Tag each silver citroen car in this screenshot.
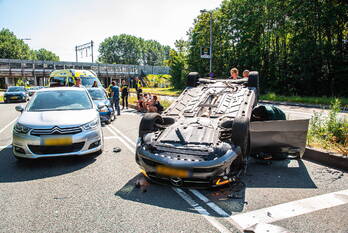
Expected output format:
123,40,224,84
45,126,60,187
12,87,104,160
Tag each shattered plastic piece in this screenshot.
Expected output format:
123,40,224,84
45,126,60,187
244,223,292,233
113,147,121,153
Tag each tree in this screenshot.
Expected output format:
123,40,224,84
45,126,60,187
185,0,348,97
0,28,34,59
34,48,59,61
98,34,170,66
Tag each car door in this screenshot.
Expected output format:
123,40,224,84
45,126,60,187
250,119,310,158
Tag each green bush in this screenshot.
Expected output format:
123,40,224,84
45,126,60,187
308,99,348,155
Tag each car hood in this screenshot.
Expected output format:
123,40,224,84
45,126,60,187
5,92,25,95
18,109,99,128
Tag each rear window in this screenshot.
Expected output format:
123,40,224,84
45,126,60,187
81,76,101,88
8,86,25,92
88,89,106,100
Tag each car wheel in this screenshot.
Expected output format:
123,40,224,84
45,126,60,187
248,71,259,100
230,117,250,170
139,113,163,137
187,72,200,87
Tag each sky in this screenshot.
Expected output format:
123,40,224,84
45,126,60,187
0,0,222,62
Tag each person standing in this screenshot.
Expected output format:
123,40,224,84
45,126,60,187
230,68,242,80
135,77,143,100
110,81,120,115
74,77,83,87
121,79,129,109
242,70,250,78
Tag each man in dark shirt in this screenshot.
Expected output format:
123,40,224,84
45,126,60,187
134,77,142,100
121,80,129,109
110,81,120,115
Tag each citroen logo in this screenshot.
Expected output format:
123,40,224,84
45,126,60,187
51,126,60,133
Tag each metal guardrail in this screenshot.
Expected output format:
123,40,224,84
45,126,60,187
0,59,170,78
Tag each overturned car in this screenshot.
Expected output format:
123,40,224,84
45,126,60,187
135,72,309,188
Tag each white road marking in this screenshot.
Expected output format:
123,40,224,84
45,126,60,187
0,145,12,149
105,126,135,154
189,189,230,217
104,136,120,140
173,187,232,233
0,118,17,135
108,124,136,146
230,189,348,230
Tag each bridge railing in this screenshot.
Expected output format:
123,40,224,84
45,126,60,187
0,59,170,78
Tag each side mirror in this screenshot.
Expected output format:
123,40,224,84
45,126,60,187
97,103,105,110
15,105,24,113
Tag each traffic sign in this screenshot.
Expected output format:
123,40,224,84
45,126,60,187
201,47,211,59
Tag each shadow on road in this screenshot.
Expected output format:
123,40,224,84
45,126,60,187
243,158,317,189
114,174,225,216
115,173,246,217
0,147,96,183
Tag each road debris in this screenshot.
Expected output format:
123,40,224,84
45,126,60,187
135,175,150,193
113,147,122,153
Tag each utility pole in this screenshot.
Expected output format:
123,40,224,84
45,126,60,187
75,41,94,63
209,11,213,74
75,46,78,62
91,40,94,63
200,10,213,74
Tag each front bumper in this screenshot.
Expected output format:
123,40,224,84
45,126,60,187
4,95,26,102
135,140,239,188
12,127,103,159
99,111,112,122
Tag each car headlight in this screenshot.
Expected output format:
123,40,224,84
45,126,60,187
14,123,31,134
82,118,99,130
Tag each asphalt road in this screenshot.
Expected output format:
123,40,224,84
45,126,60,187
0,102,347,233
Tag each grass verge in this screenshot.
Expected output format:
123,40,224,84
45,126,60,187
307,99,348,155
129,88,181,96
260,93,348,108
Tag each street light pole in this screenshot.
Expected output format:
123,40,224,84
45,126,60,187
201,10,213,74
209,11,213,74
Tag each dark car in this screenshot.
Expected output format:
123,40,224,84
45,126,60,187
135,72,309,188
3,86,29,103
87,88,115,124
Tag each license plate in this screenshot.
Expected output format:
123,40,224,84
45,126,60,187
10,96,18,100
156,166,189,178
43,137,72,146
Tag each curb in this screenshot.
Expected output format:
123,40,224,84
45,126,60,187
303,148,347,171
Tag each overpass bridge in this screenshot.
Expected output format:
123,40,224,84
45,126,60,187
0,58,170,88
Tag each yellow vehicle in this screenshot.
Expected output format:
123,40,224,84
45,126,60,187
49,69,102,88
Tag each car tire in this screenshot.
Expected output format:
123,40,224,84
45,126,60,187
248,71,259,100
139,113,163,137
230,117,250,172
187,72,200,87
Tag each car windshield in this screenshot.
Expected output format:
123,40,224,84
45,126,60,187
88,89,106,100
8,87,25,92
81,76,101,87
27,90,93,112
